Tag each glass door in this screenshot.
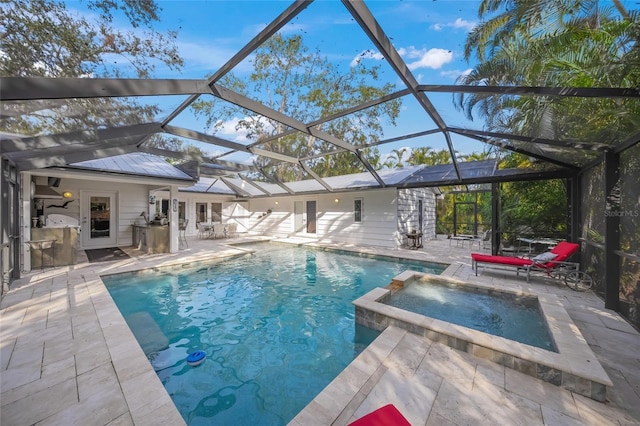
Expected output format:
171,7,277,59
82,191,117,248
306,200,316,234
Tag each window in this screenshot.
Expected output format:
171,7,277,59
196,202,207,223
354,199,363,223
211,202,222,222
178,202,186,221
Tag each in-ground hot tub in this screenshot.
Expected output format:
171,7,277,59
353,271,612,402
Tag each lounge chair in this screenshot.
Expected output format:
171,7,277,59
471,241,580,282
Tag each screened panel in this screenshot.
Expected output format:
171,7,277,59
619,142,640,328
620,144,640,255
581,163,606,244
224,1,403,126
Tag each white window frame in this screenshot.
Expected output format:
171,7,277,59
354,198,363,223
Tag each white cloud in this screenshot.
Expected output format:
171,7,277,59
212,115,275,144
175,39,241,72
399,47,453,70
440,69,471,80
452,18,476,31
213,117,251,143
350,49,385,67
432,18,476,32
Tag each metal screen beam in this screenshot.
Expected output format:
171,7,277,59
342,0,461,181
1,122,162,153
163,124,250,152
448,127,609,151
355,149,385,187
614,130,640,154
259,167,294,194
450,131,579,170
365,129,441,148
161,0,313,126
139,146,205,163
206,160,255,173
251,148,299,163
14,143,139,171
220,177,254,198
210,84,358,153
239,174,272,196
1,77,211,100
418,84,640,98
299,161,333,192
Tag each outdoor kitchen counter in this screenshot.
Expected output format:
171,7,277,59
30,227,78,267
132,224,170,254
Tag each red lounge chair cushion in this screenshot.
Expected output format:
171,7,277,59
471,253,532,267
549,242,580,262
348,404,411,426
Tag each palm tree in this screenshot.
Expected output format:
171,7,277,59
408,147,453,166
389,147,408,168
456,1,639,152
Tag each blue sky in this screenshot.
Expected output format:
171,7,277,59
74,1,497,162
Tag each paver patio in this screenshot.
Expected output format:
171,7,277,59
1,235,639,425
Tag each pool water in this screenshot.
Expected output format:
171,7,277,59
385,281,556,351
103,243,446,425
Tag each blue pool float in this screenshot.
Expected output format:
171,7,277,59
187,350,206,367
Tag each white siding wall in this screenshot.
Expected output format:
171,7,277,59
36,175,435,250
318,190,398,248
38,177,148,247
153,190,236,236
396,188,437,246
246,190,400,248
248,198,293,237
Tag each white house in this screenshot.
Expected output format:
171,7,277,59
20,153,438,271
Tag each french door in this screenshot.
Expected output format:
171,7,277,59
82,191,117,248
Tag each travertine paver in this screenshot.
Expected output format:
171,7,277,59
1,235,639,425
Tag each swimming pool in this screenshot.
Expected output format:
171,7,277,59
385,280,556,351
103,243,446,425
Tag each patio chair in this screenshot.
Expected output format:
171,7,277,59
481,229,492,250
470,229,491,250
226,222,238,238
196,222,209,239
471,241,580,282
212,223,225,239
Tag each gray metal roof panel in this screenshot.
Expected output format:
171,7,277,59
180,177,236,194
71,152,193,180
401,160,498,185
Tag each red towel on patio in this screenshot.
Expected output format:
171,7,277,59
348,404,411,426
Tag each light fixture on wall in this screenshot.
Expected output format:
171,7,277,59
274,201,279,205
334,198,340,203
62,191,73,199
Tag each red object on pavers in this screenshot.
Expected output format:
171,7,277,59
471,253,532,267
348,404,411,426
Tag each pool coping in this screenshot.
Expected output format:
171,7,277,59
352,270,613,402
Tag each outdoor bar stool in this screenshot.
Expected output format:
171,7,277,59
25,239,56,271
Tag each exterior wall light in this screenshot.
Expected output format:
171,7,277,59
334,198,340,203
63,191,73,198
274,201,279,205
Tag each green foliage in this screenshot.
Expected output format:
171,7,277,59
457,0,639,161
1,0,183,135
191,34,401,181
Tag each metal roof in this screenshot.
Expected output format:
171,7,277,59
69,152,194,181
